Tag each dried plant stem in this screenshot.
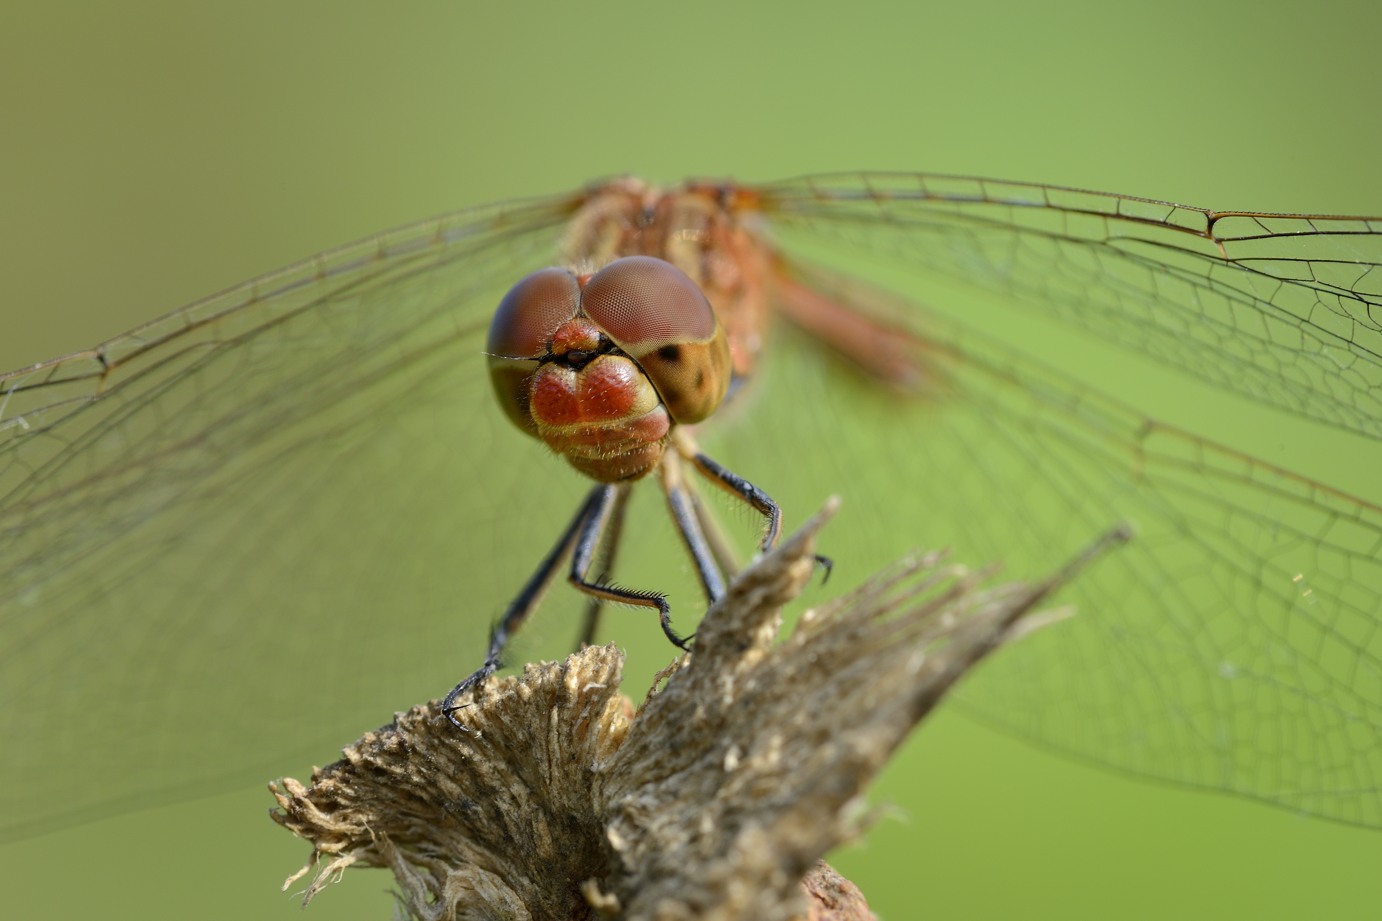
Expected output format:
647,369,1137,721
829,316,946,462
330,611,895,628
271,499,1127,920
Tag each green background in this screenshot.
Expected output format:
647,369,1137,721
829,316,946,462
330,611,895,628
2,1,1379,919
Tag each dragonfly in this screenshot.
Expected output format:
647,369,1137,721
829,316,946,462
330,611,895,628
1,173,1379,845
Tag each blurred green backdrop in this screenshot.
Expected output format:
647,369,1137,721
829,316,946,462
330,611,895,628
2,1,1379,919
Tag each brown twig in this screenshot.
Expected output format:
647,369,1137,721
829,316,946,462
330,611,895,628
270,499,1127,920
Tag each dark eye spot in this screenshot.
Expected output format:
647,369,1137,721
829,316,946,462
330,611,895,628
658,345,681,362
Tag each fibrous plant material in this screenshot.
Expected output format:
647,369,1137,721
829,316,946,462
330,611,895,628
271,500,1125,920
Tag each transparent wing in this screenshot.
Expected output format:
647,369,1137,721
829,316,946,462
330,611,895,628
0,190,586,839
714,304,1382,827
756,172,1382,439
722,172,1382,827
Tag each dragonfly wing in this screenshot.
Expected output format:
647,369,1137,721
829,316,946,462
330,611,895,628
707,260,1382,827
758,172,1382,440
0,192,582,839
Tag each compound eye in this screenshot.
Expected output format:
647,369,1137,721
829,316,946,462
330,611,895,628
581,256,730,425
487,267,581,358
581,256,719,347
488,267,582,438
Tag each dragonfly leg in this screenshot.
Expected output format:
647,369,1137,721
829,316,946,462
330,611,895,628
687,448,832,581
569,483,691,651
659,450,729,605
686,451,782,553
442,485,603,727
689,486,742,583
579,458,743,650
576,486,632,649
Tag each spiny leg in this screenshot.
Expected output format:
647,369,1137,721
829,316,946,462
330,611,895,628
659,450,729,605
687,450,782,553
443,485,604,726
569,483,691,650
449,444,813,727
580,458,732,652
576,485,632,649
686,444,831,581
689,486,743,585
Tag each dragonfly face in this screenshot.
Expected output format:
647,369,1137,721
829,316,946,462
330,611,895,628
487,256,731,482
1,173,1379,843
